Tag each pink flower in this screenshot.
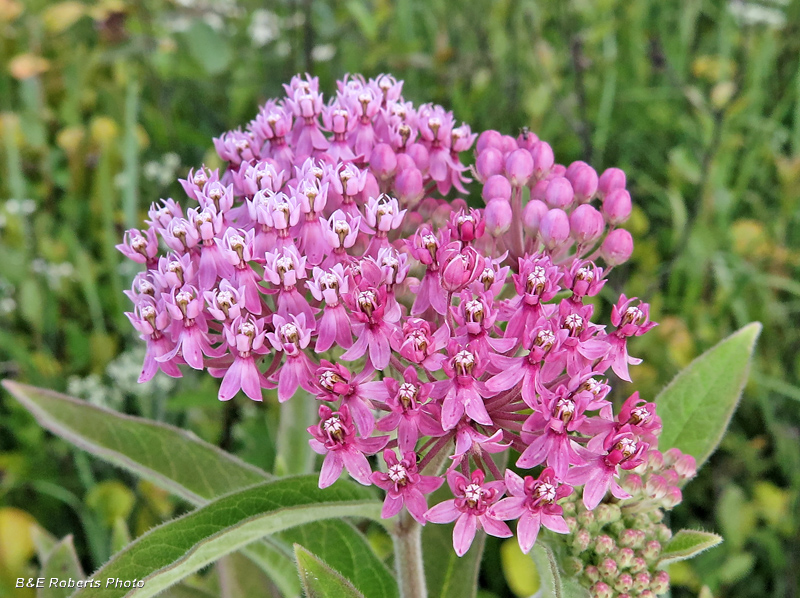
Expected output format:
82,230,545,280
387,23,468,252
214,316,270,401
266,313,316,402
377,367,442,451
425,469,511,557
307,265,353,352
313,361,388,436
432,341,493,430
308,404,388,488
489,468,572,553
371,450,443,524
341,282,399,370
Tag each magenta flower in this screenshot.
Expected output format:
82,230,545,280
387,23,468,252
425,469,511,557
341,284,399,370
263,245,315,323
159,286,224,370
377,366,442,451
313,360,387,436
126,297,182,382
600,295,658,381
307,265,353,352
489,468,572,553
432,341,493,430
308,404,388,488
391,317,448,371
371,450,443,524
117,228,159,266
266,313,316,402
503,255,562,341
214,316,270,402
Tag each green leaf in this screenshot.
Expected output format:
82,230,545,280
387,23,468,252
658,530,723,566
184,21,233,76
2,381,270,505
38,535,84,598
238,540,300,598
422,486,485,598
530,543,590,598
280,520,398,598
294,544,366,598
217,551,277,598
655,322,761,470
70,476,381,598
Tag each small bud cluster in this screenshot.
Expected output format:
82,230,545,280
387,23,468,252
556,448,697,598
120,73,668,569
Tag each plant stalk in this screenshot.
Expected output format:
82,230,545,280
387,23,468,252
393,510,427,598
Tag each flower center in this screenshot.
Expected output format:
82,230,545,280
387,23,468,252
616,437,637,458
357,290,377,315
526,266,547,294
454,350,476,376
319,370,345,391
554,397,575,423
577,267,594,282
534,329,555,350
388,464,409,485
398,383,418,408
464,483,483,507
465,299,484,323
623,306,643,326
536,482,557,503
564,313,584,335
323,416,345,441
630,406,650,425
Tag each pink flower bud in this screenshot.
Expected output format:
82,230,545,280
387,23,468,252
615,574,634,594
633,572,652,593
601,228,633,265
618,548,635,569
516,129,539,149
591,582,613,598
599,557,618,579
572,529,592,553
663,486,682,508
440,247,481,292
530,140,554,180
539,208,571,251
523,199,548,237
594,534,615,556
602,188,632,225
585,566,600,583
545,176,574,208
482,174,512,202
674,452,697,479
500,134,518,153
598,166,626,197
363,172,380,202
643,540,661,562
369,143,397,181
406,142,430,172
475,147,505,181
505,148,534,187
648,449,664,471
569,204,605,244
567,163,599,203
476,129,504,154
395,152,416,172
484,198,513,236
395,167,424,207
651,570,669,595
565,160,589,180
622,473,643,494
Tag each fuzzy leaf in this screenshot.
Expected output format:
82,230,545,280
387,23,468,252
38,535,84,598
70,476,381,598
658,530,723,566
530,543,590,598
655,322,761,470
2,381,270,505
294,545,366,598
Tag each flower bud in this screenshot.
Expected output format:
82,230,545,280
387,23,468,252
530,140,554,180
594,503,621,525
598,167,626,197
674,453,697,480
482,174,512,202
565,516,578,533
484,198,513,236
516,129,539,149
545,176,574,208
618,529,643,549
600,228,633,266
369,143,397,181
647,449,664,471
406,142,430,172
643,540,662,563
654,524,672,544
584,566,600,583
363,172,380,202
602,188,632,225
501,134,518,153
599,557,618,579
569,204,605,244
621,473,643,495
630,557,648,574
615,573,634,594
440,248,481,292
572,529,592,553
646,475,668,500
395,167,424,207
617,547,635,569
563,556,584,576
539,209,571,251
640,592,656,598
577,509,595,530
476,129,504,153
523,199,548,237
663,485,682,508
505,148,534,187
594,534,615,556
651,570,670,595
565,160,589,180
562,500,578,516
567,162,599,203
476,147,505,181
634,572,652,593
590,582,613,598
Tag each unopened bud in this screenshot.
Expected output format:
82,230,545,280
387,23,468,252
530,141,554,180
563,556,583,576
484,199,513,236
572,529,592,553
567,162,599,203
634,572,652,593
482,174,512,203
594,534,615,556
602,188,632,225
643,540,662,562
599,557,618,579
646,475,668,500
369,143,397,181
663,486,682,508
651,570,670,595
655,524,672,544
539,208,571,251
600,228,633,266
584,565,600,583
577,509,595,530
648,449,664,471
505,148,534,187
476,129,504,153
595,503,621,525
622,473,643,494
523,199,548,237
618,547,635,569
591,581,613,598
630,557,648,574
569,204,605,244
674,453,697,479
545,176,574,208
565,516,578,533
476,148,505,181
395,167,424,207
615,573,634,593
598,167,626,198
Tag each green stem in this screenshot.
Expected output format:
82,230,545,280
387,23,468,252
393,510,427,598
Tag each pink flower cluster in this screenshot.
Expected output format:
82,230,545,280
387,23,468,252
121,73,663,559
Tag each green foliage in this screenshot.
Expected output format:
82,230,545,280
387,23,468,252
656,323,761,470
659,530,724,566
294,545,366,598
529,543,590,598
38,535,84,598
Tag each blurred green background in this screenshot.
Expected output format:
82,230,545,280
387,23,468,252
1,0,799,596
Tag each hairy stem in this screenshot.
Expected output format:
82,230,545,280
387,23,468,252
393,510,427,598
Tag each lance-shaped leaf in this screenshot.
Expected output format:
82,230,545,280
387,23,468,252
655,322,761,470
69,476,381,598
280,520,398,598
1,381,269,505
658,530,723,566
38,535,84,598
294,545,366,598
530,543,590,598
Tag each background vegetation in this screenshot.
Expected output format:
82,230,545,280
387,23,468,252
1,0,799,596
